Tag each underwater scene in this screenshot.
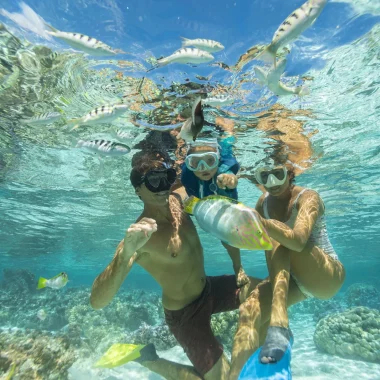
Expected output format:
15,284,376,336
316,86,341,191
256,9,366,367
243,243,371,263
0,0,379,379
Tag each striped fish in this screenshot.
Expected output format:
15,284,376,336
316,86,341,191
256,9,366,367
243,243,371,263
180,37,224,53
202,94,234,107
184,195,273,251
77,139,131,156
148,48,214,71
40,52,59,68
254,58,309,96
21,112,62,126
256,0,327,66
114,128,138,142
68,104,129,131
45,23,126,56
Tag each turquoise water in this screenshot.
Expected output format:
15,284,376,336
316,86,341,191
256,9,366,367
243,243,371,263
0,0,379,379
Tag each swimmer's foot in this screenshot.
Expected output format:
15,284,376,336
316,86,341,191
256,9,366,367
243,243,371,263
133,343,159,363
259,326,293,364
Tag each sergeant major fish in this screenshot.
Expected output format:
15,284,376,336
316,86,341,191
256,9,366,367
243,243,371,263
256,0,327,66
202,94,235,107
178,97,204,142
184,195,273,251
45,23,126,56
37,272,68,290
254,58,309,96
180,37,224,53
77,139,131,156
68,104,129,131
148,48,214,71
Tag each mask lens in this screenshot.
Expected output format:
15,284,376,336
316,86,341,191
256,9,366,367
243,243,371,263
272,168,285,181
144,169,177,191
186,153,219,171
260,171,270,184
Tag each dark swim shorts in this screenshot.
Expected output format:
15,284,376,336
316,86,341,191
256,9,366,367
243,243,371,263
164,275,240,376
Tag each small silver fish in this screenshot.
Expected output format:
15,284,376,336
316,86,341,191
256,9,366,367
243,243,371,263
257,0,327,66
37,309,47,321
37,272,68,290
178,97,204,142
202,94,234,107
149,48,214,71
113,128,138,142
180,37,224,53
45,23,126,56
68,104,129,130
254,58,309,96
0,66,19,92
40,52,59,68
77,139,131,156
21,112,62,126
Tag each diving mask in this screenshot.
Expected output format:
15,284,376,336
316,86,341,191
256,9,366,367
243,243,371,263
185,151,220,172
255,166,287,188
140,168,177,193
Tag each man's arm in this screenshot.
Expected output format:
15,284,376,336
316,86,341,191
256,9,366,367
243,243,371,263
90,240,137,309
90,218,157,309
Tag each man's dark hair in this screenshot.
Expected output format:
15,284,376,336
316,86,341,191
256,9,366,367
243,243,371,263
130,149,174,188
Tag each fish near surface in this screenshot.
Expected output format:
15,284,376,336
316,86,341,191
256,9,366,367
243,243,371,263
178,97,204,142
256,0,327,66
180,37,224,53
21,112,62,126
45,23,126,56
77,139,131,157
68,104,129,130
149,48,214,71
254,58,309,96
202,94,234,106
184,195,273,251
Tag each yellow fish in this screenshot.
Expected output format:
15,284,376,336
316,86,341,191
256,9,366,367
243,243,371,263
37,272,68,290
184,195,272,251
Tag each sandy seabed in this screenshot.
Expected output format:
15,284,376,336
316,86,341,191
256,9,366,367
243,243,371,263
69,315,380,380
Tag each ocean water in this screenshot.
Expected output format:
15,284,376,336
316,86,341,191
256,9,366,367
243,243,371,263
0,0,379,379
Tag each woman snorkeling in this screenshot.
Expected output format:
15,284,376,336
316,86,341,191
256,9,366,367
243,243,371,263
232,159,345,369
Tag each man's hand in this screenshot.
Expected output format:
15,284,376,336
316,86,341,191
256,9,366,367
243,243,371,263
217,173,238,190
123,218,157,257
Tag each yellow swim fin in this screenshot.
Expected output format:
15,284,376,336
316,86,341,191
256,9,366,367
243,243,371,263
37,277,47,289
95,343,146,369
183,196,200,214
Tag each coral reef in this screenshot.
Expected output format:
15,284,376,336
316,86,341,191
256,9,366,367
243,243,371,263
345,283,380,310
0,328,78,379
211,310,239,352
314,307,380,363
288,296,347,322
127,322,178,351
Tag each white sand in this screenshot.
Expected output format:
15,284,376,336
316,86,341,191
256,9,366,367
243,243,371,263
69,315,380,379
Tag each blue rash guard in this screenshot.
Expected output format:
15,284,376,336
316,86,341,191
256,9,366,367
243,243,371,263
181,156,240,200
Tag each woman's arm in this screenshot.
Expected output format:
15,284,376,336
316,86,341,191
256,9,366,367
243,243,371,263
260,191,322,252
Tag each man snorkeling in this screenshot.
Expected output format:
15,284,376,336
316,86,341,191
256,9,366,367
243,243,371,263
180,139,248,287
90,149,302,380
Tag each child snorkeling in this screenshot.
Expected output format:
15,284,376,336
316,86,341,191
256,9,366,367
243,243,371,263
180,139,249,287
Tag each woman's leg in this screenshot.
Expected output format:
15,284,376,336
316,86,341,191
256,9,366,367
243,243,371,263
229,275,304,379
289,242,345,299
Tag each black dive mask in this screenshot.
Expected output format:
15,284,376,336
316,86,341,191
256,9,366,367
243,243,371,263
141,168,177,193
